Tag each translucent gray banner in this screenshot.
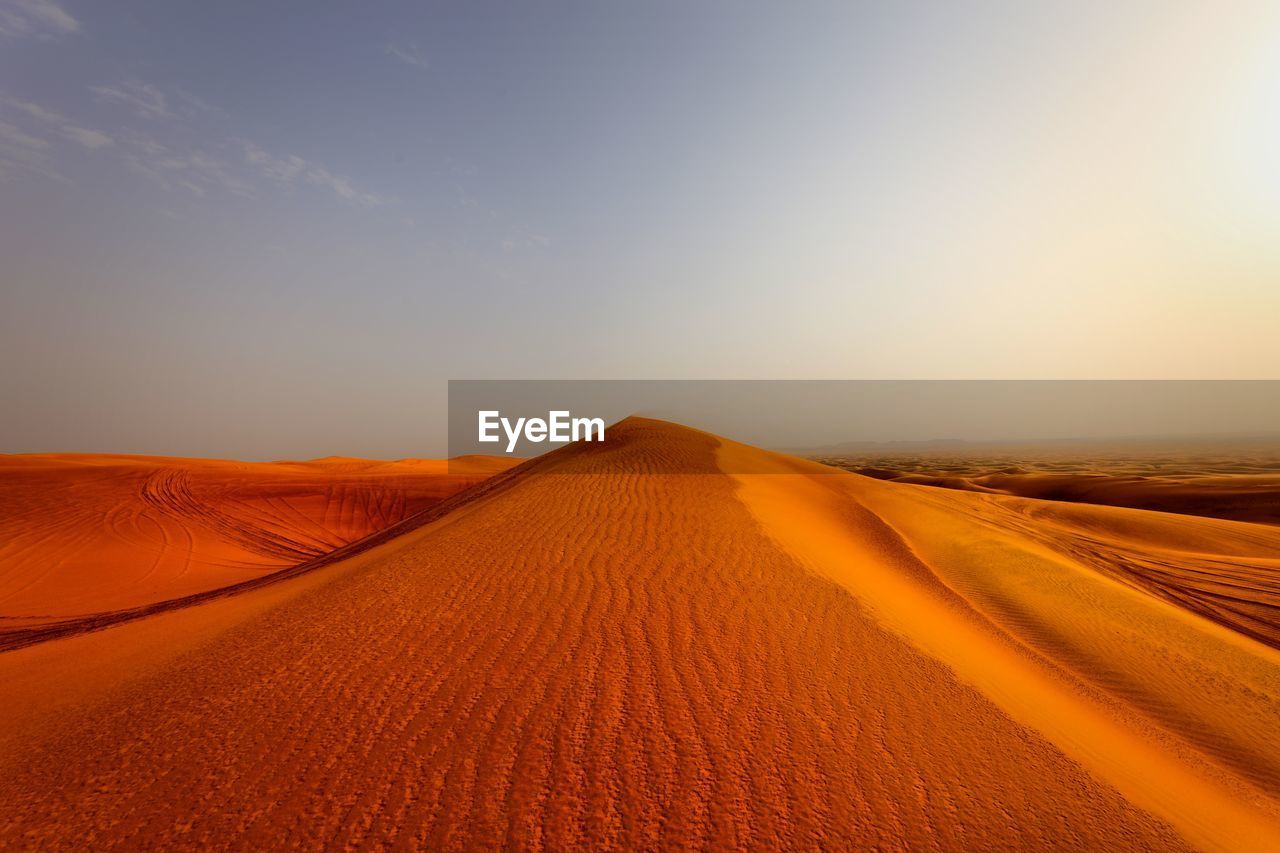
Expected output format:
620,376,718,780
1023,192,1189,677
448,380,1280,474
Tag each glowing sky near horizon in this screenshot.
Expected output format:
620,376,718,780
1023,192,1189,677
2,1,1279,458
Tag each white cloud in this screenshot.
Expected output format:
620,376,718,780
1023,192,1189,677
0,121,50,150
2,96,113,149
155,149,255,196
387,43,428,69
501,233,551,253
91,80,171,119
0,0,79,38
304,164,384,206
242,139,385,206
169,86,218,118
0,119,66,183
62,125,113,148
5,84,385,208
3,97,63,123
116,134,252,197
242,141,306,181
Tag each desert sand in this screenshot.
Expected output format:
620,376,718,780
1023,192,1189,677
828,445,1280,527
0,453,511,650
1,419,1278,849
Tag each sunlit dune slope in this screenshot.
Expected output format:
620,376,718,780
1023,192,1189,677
1,419,1278,850
841,465,1280,650
0,453,512,627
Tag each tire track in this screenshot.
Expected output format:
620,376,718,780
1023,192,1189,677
0,457,509,645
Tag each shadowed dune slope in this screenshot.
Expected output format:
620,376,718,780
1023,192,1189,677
853,467,1280,526
0,454,512,629
1,419,1278,849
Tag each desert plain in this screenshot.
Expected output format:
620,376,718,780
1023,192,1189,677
1,418,1278,850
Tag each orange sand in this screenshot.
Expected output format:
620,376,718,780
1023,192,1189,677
838,453,1280,527
0,453,512,648
0,419,1277,849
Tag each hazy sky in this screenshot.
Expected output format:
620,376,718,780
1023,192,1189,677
2,1,1279,458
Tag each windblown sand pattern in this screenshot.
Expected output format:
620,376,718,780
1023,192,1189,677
0,453,510,649
1,420,1277,849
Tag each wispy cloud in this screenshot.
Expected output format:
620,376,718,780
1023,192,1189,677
61,125,113,149
242,141,306,181
2,96,113,149
91,80,171,119
501,233,551,253
4,97,61,123
242,140,385,206
0,120,65,183
304,165,385,206
0,120,51,150
0,0,79,38
386,43,428,70
121,135,254,197
5,79,385,207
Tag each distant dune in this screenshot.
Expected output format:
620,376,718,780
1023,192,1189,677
853,466,1280,527
0,453,513,648
1,420,1278,849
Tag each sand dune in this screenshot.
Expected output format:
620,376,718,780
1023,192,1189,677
837,451,1280,526
0,453,512,649
1,419,1278,849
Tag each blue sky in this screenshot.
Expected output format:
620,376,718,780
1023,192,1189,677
2,1,1279,457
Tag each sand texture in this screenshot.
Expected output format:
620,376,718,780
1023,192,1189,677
1,419,1277,850
0,453,510,649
